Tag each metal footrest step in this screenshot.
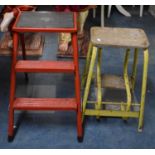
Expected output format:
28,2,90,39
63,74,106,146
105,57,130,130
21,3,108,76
13,98,77,110
15,60,75,73
99,74,132,90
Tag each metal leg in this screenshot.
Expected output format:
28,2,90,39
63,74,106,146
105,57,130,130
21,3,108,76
140,5,144,17
108,5,131,18
101,5,105,27
20,33,28,82
81,42,93,88
123,49,132,112
107,5,112,18
8,32,19,140
115,5,131,17
82,46,98,120
71,33,83,140
93,8,96,18
138,48,149,132
96,48,102,119
131,48,139,92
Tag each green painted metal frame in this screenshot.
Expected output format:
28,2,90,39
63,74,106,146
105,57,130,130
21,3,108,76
81,42,93,88
123,49,132,112
138,48,149,131
82,46,97,121
82,42,149,131
131,48,139,92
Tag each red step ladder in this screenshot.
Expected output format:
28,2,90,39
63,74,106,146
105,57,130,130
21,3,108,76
8,11,83,142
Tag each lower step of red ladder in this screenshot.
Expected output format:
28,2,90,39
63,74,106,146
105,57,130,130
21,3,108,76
13,98,77,111
15,60,75,73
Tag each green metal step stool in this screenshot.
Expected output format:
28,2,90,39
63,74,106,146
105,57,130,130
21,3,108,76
82,27,149,131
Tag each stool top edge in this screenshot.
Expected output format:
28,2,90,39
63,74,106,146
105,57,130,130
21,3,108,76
90,27,150,49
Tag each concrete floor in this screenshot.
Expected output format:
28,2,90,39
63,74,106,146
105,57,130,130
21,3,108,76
0,6,155,148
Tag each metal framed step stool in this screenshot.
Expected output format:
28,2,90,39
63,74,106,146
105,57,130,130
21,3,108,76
82,27,149,131
8,11,83,142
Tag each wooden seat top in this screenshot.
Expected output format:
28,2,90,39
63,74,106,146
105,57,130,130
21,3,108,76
91,27,149,48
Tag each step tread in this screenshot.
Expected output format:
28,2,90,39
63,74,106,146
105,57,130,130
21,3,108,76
13,98,77,110
15,60,75,73
98,74,132,90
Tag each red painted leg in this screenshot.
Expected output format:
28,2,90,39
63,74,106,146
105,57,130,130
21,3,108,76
72,33,83,142
8,32,19,141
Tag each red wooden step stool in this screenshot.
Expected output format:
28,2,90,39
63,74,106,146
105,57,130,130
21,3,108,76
8,11,83,142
